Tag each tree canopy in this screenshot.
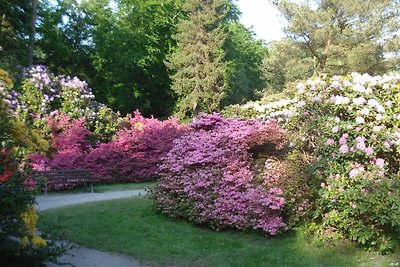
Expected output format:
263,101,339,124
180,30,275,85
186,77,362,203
0,0,32,71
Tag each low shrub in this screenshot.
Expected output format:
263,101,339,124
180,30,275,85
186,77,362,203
109,111,189,181
28,113,93,172
84,142,127,182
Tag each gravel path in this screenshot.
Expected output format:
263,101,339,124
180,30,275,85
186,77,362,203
36,190,148,267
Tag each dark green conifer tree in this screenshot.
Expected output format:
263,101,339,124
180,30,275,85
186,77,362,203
166,0,228,118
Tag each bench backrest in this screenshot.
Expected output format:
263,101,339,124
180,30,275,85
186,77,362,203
32,169,94,182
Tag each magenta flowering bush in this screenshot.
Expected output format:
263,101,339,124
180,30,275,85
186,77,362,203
85,111,187,182
84,142,127,182
151,113,289,235
29,111,187,184
28,113,92,171
46,112,92,153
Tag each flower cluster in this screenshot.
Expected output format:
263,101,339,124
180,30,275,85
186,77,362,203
20,206,47,248
0,83,22,113
151,113,288,235
241,98,299,122
20,65,59,115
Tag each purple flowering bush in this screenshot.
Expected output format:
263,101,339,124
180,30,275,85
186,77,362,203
151,113,289,235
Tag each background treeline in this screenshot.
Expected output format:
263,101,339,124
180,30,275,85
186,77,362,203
1,0,399,118
0,0,267,118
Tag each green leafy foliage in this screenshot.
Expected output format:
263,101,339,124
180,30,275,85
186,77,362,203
223,22,268,106
0,0,32,71
83,0,183,117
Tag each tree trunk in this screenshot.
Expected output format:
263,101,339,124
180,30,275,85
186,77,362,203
193,101,200,119
28,0,38,67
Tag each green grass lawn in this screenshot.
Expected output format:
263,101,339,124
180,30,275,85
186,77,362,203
38,181,156,195
38,197,400,267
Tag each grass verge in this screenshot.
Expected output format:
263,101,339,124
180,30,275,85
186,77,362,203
38,197,400,267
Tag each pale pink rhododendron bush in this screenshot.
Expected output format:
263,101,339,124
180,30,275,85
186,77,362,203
151,113,290,235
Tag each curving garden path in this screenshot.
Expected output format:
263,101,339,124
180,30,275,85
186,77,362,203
36,190,147,267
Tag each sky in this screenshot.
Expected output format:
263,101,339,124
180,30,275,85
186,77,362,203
236,0,287,43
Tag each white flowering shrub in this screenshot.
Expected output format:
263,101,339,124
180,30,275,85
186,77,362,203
243,98,299,123
295,73,400,253
278,73,400,253
222,91,299,123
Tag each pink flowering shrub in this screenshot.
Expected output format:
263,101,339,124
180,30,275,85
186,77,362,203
27,113,93,190
151,113,288,235
84,142,127,182
46,112,92,153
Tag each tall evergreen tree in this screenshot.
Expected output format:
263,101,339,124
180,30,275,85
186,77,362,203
166,0,228,118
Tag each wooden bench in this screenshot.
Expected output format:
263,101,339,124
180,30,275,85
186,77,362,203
32,169,99,195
